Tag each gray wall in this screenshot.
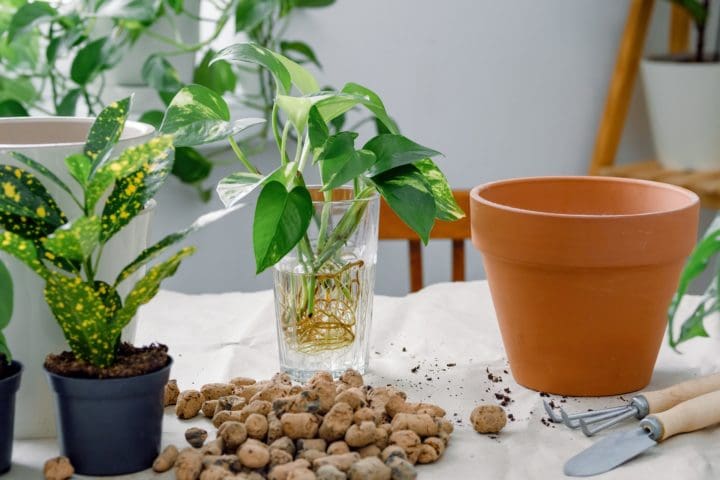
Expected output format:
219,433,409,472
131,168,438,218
154,0,710,296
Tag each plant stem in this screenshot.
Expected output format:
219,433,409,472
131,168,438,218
696,0,710,61
280,121,291,165
229,136,260,174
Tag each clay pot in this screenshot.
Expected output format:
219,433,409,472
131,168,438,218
470,177,699,396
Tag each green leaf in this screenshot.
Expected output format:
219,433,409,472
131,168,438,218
217,162,298,208
235,0,276,32
193,49,237,96
115,207,240,285
677,299,711,345
0,100,28,116
364,134,441,176
0,230,47,278
84,96,132,171
280,40,321,68
10,152,76,200
668,0,708,25
64,153,92,187
70,37,113,86
43,272,115,367
56,88,81,116
112,247,195,332
42,216,101,261
167,0,183,13
253,181,313,273
138,110,164,129
316,132,375,190
314,86,398,135
96,0,160,22
0,164,66,225
159,84,265,146
213,43,292,94
142,55,183,94
307,105,328,149
414,159,464,221
100,142,174,241
370,164,436,244
276,94,325,133
0,332,10,364
8,1,56,43
0,259,13,331
172,146,212,184
271,52,319,94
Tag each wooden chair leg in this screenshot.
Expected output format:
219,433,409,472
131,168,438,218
452,240,465,282
589,0,655,175
669,4,690,54
409,240,423,292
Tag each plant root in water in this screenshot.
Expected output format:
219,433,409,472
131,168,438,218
281,260,365,354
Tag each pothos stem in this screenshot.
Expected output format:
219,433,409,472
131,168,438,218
229,136,260,174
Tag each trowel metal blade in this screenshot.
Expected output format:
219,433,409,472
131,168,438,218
564,427,656,477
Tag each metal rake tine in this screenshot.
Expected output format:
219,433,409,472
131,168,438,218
580,407,639,436
562,406,634,428
559,404,630,428
543,400,564,423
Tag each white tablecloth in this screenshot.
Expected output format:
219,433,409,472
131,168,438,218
11,281,720,479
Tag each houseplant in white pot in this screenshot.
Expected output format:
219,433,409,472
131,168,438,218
0,98,243,475
0,112,155,438
0,259,22,475
642,0,720,170
159,43,464,380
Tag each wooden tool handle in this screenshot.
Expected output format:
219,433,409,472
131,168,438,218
643,373,720,414
646,389,720,441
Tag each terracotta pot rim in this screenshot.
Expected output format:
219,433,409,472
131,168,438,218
470,176,699,220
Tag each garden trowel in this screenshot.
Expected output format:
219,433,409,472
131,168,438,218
564,389,720,476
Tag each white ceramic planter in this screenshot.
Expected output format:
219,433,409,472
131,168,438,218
642,58,720,171
0,117,155,438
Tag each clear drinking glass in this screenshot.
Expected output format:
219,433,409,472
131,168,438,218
273,187,379,381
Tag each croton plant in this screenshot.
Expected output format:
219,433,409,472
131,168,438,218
0,258,12,364
0,98,243,368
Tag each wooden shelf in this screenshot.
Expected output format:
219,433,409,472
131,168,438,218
598,161,720,209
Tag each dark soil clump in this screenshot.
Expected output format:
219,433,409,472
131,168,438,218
44,343,169,379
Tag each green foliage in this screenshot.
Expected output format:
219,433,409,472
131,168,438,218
0,100,230,367
0,259,13,362
668,223,720,349
0,0,333,201
157,44,462,277
667,0,707,25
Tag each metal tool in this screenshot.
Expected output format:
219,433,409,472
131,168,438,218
564,389,720,476
544,372,720,436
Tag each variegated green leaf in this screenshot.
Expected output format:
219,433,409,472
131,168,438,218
84,97,132,171
100,146,174,241
0,231,47,278
216,162,299,208
86,135,173,211
10,152,75,200
414,159,465,221
0,165,66,226
42,216,101,261
94,280,122,318
64,154,92,187
112,247,195,332
115,207,239,285
44,272,116,367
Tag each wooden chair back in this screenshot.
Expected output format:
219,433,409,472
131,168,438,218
379,190,471,292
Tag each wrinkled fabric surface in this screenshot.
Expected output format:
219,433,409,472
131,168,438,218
12,281,720,479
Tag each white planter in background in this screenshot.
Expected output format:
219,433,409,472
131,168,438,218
642,58,720,171
0,117,155,438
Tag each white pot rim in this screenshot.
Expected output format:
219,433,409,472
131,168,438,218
0,117,155,149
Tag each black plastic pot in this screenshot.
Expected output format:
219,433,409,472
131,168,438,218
0,361,22,474
45,359,172,476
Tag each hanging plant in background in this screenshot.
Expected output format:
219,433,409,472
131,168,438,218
0,0,335,199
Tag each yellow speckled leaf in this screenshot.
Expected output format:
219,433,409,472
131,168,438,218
86,135,174,211
0,230,47,278
44,272,116,367
112,247,195,334
42,216,101,261
0,165,66,229
84,97,132,171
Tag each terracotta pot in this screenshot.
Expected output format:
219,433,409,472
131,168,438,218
470,177,699,396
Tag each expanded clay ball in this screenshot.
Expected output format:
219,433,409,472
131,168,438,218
164,379,180,406
153,445,179,472
185,427,208,448
176,390,205,419
470,404,507,434
43,456,74,480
